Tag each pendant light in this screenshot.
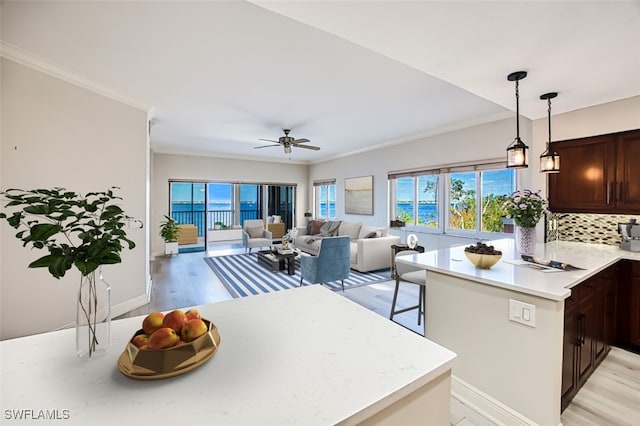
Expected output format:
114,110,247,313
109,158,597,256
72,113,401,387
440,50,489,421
506,71,529,168
539,92,560,173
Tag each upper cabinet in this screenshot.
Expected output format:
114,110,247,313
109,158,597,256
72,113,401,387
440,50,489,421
548,129,640,213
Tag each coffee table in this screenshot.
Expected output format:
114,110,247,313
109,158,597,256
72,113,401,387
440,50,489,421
257,249,298,275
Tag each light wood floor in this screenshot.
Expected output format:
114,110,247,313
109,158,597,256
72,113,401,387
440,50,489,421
122,246,640,426
561,346,640,425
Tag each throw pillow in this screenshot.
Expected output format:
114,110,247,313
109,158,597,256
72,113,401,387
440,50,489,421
246,226,264,238
310,220,326,235
320,220,341,237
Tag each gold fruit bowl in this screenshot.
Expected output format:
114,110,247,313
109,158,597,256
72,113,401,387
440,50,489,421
464,251,502,270
117,319,220,380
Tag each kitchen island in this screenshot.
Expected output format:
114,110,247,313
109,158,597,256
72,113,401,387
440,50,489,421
396,239,640,426
1,285,456,425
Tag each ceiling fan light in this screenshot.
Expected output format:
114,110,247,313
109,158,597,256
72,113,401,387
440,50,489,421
284,144,292,154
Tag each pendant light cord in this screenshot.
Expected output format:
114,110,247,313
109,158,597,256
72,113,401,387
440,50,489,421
547,97,552,147
515,79,520,138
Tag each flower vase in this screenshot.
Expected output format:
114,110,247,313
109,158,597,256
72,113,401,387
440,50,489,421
76,267,111,358
516,226,537,256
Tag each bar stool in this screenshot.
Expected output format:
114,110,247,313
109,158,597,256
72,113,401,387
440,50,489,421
389,250,426,332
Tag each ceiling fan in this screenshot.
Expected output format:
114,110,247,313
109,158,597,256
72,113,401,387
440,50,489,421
255,129,320,154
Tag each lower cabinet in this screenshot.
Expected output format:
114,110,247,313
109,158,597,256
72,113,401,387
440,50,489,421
617,260,640,351
561,264,618,411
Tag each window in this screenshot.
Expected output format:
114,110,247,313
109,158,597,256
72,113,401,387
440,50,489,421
389,162,515,235
480,169,515,232
394,177,415,224
314,179,336,219
449,172,476,230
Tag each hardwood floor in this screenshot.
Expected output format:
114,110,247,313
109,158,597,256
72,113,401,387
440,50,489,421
561,346,640,425
122,245,640,426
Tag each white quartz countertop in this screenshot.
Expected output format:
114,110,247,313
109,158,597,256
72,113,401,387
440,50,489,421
396,239,640,301
0,285,456,426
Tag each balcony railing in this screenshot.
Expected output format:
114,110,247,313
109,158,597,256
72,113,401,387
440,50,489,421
171,209,261,236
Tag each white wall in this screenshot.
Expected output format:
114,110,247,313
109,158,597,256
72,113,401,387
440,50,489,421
0,58,149,340
309,117,530,245
151,153,309,258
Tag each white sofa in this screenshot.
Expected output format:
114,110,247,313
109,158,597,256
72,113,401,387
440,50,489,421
294,220,400,272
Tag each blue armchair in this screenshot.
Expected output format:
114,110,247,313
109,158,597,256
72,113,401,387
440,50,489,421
299,235,351,291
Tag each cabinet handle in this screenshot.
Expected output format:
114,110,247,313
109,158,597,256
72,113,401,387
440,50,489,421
607,182,611,204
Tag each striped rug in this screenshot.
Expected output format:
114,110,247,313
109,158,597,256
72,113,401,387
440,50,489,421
204,252,390,298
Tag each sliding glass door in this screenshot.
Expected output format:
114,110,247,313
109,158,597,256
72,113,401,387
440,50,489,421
169,182,206,252
169,180,296,251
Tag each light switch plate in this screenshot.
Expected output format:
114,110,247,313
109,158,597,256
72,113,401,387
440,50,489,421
509,299,536,327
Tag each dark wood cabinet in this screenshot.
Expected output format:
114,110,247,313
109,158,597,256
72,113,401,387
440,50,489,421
561,265,619,411
561,294,579,405
617,260,640,351
549,129,640,213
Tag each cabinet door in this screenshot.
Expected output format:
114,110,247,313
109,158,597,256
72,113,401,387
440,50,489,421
615,129,640,212
548,135,616,213
577,285,595,382
561,296,579,408
630,272,640,349
594,283,607,361
603,269,618,347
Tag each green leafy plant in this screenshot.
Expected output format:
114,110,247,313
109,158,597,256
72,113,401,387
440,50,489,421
214,221,228,230
502,189,548,227
159,215,180,242
0,187,136,279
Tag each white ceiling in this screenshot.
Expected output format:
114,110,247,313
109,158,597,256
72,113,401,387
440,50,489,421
2,1,639,164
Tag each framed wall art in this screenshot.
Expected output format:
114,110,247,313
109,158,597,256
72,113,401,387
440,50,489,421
345,175,373,215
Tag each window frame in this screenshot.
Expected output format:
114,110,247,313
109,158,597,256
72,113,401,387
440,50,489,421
313,179,336,220
389,161,516,239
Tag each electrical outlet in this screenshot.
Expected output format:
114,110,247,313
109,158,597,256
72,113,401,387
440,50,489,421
509,299,536,327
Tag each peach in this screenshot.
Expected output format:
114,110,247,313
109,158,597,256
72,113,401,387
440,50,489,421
185,308,201,321
181,318,208,342
142,312,164,335
162,309,188,333
148,327,179,349
131,333,150,348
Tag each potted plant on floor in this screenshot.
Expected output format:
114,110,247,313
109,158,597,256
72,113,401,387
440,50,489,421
160,215,180,255
0,187,136,358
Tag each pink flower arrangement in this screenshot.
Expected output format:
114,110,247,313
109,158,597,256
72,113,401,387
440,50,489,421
502,189,548,227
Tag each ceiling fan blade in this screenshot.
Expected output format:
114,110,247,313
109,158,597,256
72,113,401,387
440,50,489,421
293,144,321,151
292,138,310,143
254,144,280,149
258,138,279,143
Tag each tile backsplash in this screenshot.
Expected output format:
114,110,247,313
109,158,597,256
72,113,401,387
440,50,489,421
545,213,640,246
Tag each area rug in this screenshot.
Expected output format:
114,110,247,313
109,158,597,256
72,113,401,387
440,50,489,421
204,253,390,298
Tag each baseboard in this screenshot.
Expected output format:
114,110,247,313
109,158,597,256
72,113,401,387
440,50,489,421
451,375,538,426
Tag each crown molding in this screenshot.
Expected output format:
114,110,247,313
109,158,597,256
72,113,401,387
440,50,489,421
0,41,150,112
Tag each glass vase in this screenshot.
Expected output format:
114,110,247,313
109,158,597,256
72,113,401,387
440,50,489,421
76,267,111,358
516,226,537,256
